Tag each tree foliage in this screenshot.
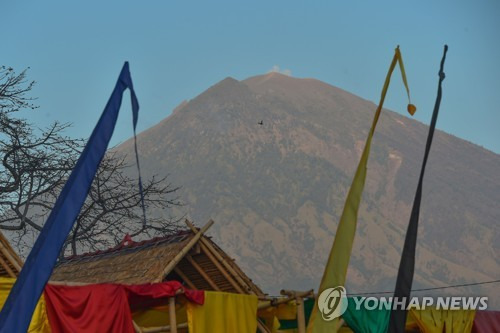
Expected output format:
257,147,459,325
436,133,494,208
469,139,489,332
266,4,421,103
0,66,181,257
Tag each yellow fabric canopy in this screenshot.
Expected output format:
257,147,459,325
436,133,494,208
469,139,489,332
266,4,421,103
187,291,258,333
0,277,51,333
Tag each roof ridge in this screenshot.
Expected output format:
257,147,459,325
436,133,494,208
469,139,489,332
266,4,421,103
60,230,193,263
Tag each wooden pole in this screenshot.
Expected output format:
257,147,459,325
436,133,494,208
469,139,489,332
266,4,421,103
0,255,16,278
140,322,188,333
185,220,253,293
132,320,143,333
199,242,244,293
173,267,197,290
185,255,221,291
257,320,272,333
0,237,23,272
296,296,306,333
0,232,23,269
337,318,345,331
157,220,214,282
48,280,93,286
168,297,177,333
258,289,314,310
279,290,311,333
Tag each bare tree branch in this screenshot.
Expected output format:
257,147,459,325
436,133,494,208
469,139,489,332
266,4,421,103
0,66,182,258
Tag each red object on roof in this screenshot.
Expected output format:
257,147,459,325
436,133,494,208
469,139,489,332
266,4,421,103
61,230,192,262
120,234,135,247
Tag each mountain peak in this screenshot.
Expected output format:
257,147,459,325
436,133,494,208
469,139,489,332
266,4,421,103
196,76,249,99
219,76,239,84
118,72,499,301
244,72,338,93
245,72,295,85
264,71,291,79
205,76,244,91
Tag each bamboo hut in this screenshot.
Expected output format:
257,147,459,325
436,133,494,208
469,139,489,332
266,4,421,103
51,221,315,332
51,220,264,296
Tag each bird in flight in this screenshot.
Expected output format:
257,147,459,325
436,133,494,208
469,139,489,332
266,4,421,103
258,120,263,125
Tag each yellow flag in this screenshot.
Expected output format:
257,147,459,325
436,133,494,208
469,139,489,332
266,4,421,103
307,46,415,333
187,291,258,333
0,277,51,333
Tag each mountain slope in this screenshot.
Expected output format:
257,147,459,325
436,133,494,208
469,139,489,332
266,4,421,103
117,73,500,304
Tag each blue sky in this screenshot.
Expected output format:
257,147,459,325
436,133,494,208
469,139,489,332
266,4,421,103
2,0,499,153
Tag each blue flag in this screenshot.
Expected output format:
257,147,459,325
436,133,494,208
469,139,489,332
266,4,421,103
0,62,139,332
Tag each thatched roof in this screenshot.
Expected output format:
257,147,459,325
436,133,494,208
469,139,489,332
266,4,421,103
52,232,192,284
51,221,264,296
0,231,23,278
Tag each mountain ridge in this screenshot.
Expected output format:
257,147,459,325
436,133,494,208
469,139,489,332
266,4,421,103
116,73,499,306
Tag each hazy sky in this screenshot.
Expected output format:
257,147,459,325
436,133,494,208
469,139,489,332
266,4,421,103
2,1,499,153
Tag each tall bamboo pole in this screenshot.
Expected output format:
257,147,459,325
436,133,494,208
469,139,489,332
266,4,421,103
279,289,313,333
296,296,306,333
168,297,177,333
